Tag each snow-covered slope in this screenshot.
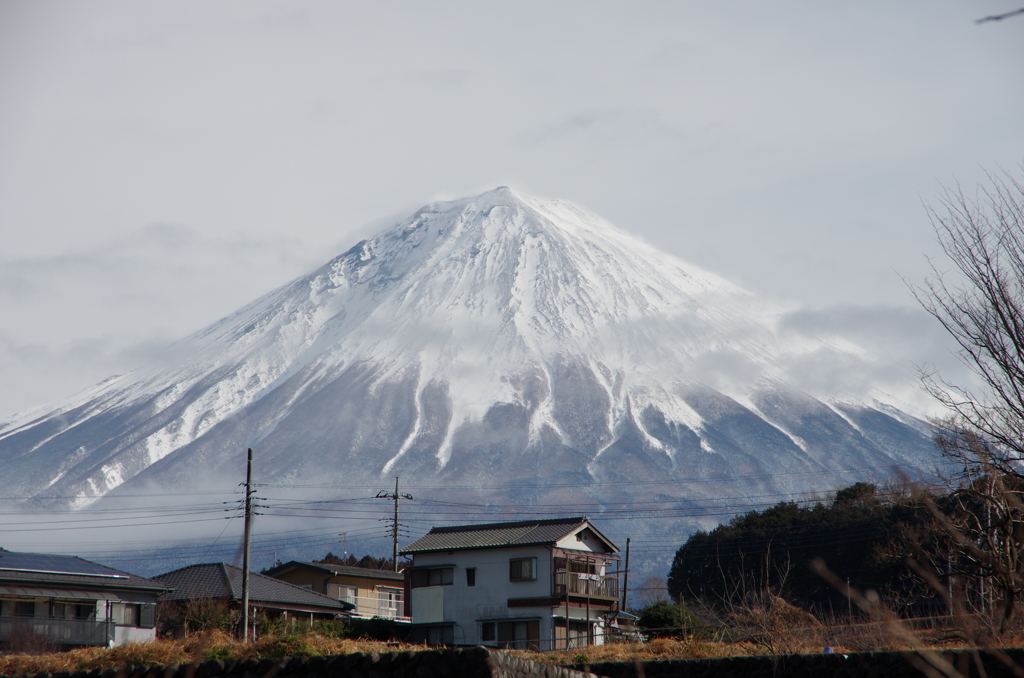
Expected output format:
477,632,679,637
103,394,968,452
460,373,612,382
0,188,938,513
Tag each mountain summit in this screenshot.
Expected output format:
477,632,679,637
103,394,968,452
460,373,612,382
1,189,936,511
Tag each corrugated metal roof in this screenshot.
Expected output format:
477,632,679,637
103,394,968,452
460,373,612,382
154,563,352,612
0,551,126,578
0,550,168,592
401,516,604,554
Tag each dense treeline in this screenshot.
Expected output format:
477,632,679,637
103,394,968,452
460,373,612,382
666,482,934,613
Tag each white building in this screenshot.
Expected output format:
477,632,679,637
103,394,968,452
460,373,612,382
400,516,620,650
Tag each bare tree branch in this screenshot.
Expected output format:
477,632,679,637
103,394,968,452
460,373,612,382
976,8,1024,23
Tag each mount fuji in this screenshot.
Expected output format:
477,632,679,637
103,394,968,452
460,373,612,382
1,188,938,522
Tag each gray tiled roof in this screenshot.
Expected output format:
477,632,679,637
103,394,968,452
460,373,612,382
265,561,405,583
401,516,615,554
154,563,352,612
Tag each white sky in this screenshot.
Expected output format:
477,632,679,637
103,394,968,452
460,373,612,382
2,1,1023,417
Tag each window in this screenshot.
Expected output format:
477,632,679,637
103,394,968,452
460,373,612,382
466,567,476,587
411,567,453,588
509,557,537,581
139,603,156,629
15,601,34,617
111,603,140,626
482,620,540,650
411,568,448,587
569,559,596,574
378,587,402,618
428,625,454,645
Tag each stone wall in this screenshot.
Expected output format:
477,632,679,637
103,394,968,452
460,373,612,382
5,647,1023,678
573,649,1024,678
0,648,592,678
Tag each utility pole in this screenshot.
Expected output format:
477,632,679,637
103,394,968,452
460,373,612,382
241,448,254,641
376,477,412,571
621,537,631,611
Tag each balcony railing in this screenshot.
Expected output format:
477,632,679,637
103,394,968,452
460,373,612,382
0,616,113,647
338,592,410,623
553,571,619,599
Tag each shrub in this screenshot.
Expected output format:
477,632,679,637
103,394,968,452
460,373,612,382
637,601,703,638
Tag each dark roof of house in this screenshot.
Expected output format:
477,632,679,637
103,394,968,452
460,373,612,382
265,561,405,583
153,563,352,612
400,516,618,554
0,549,168,592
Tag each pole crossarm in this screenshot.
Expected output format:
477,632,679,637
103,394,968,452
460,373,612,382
376,477,412,572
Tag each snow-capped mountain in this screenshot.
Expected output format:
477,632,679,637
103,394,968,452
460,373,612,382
0,188,938,515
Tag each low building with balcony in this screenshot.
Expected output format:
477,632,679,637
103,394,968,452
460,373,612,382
0,549,169,649
264,561,408,623
399,516,620,650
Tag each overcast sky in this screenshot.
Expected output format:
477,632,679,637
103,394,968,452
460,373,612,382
1,1,1022,418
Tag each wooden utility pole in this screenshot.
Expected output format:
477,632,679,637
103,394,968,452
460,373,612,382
241,447,254,641
621,537,631,611
376,477,412,571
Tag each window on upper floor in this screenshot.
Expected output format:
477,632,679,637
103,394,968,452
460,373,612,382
466,567,476,586
410,567,454,588
509,557,537,582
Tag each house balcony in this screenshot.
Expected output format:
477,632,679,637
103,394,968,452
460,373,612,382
338,591,411,623
0,616,114,647
553,571,619,600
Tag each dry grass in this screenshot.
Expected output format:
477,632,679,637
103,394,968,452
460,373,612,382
0,619,999,676
0,630,423,676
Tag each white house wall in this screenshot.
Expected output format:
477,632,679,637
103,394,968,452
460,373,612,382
411,545,555,645
554,527,612,556
112,624,156,646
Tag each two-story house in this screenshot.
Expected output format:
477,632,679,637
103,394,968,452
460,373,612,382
264,561,409,623
400,516,619,650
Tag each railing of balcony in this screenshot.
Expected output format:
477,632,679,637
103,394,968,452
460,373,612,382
0,616,113,647
553,571,619,599
337,591,410,622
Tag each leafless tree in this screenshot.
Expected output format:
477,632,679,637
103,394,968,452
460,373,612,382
913,166,1024,473
912,164,1024,632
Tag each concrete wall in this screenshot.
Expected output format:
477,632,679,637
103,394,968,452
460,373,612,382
111,625,157,646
